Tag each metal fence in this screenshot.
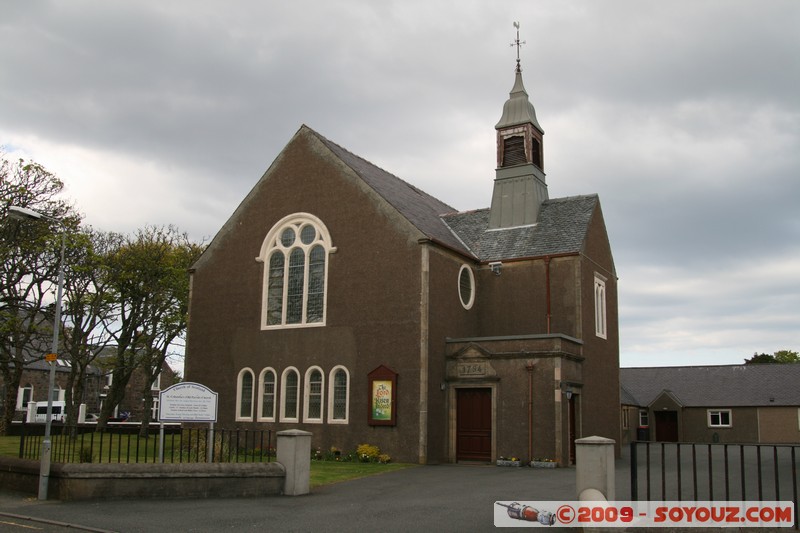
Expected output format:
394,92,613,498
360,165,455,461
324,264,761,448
630,441,799,529
18,422,274,464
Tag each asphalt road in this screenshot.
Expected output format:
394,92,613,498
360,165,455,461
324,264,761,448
1,463,582,532
1,448,794,532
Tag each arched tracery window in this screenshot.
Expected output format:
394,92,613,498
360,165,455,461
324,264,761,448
258,214,334,329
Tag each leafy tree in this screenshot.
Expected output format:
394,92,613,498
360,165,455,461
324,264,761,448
774,350,799,363
2,154,203,436
744,350,799,365
97,226,203,433
0,156,79,435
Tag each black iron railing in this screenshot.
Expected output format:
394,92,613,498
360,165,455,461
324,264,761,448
630,441,799,529
19,422,273,464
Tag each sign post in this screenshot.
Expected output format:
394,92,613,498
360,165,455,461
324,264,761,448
158,382,218,462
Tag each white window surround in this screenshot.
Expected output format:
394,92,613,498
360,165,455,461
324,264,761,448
257,213,335,330
16,384,33,410
708,409,732,428
280,367,300,423
257,367,277,422
151,372,161,391
639,409,649,427
328,366,350,424
51,386,65,402
594,274,607,339
235,368,255,421
458,264,475,310
303,366,325,424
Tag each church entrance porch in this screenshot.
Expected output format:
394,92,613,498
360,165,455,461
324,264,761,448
445,335,584,465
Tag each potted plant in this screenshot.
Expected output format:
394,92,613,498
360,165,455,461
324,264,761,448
496,456,522,467
530,458,557,468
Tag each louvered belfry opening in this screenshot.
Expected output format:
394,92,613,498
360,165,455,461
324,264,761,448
502,135,526,166
531,138,541,168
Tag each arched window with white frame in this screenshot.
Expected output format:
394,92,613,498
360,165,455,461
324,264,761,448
236,368,255,421
327,366,350,424
257,213,335,329
303,366,325,423
280,367,300,422
258,367,277,421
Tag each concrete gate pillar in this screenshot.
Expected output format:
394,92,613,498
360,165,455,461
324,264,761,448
276,429,312,496
575,435,616,501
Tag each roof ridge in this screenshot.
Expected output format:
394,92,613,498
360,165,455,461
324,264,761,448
622,363,762,370
442,207,491,219
544,193,599,204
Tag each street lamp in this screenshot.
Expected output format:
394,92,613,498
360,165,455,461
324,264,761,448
8,205,65,500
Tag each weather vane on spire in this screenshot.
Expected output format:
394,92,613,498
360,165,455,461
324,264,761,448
511,21,526,73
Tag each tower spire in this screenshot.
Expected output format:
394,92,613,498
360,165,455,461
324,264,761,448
490,22,547,229
511,21,526,73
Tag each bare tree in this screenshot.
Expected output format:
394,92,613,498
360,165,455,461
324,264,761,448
59,228,123,434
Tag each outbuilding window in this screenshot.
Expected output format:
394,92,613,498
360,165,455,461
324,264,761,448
639,409,649,427
708,409,732,428
258,214,334,329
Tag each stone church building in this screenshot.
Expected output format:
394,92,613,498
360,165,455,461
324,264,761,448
185,60,619,465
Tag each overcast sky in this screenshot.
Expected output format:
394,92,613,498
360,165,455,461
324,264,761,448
2,1,798,369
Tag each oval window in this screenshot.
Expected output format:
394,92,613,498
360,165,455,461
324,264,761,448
458,265,475,309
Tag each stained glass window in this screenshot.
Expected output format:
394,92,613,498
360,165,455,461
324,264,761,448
260,215,332,328
283,369,299,420
260,369,276,420
237,369,254,420
306,368,323,421
331,368,348,421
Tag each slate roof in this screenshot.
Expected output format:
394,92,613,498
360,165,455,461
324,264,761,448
318,125,600,262
317,127,599,262
620,385,639,406
441,195,598,261
620,364,800,408
314,131,474,257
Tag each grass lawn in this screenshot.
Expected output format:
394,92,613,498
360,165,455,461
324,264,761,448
0,435,20,457
1,435,414,487
310,460,415,488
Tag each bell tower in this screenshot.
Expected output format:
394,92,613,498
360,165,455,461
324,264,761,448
489,22,548,229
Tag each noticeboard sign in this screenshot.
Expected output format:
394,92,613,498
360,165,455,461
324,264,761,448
159,382,218,423
367,365,397,426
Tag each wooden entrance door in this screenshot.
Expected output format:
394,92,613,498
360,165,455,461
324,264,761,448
654,411,679,442
456,388,492,461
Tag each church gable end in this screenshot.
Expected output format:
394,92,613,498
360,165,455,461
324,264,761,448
186,24,618,466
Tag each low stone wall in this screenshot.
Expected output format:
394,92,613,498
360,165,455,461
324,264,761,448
0,457,285,501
